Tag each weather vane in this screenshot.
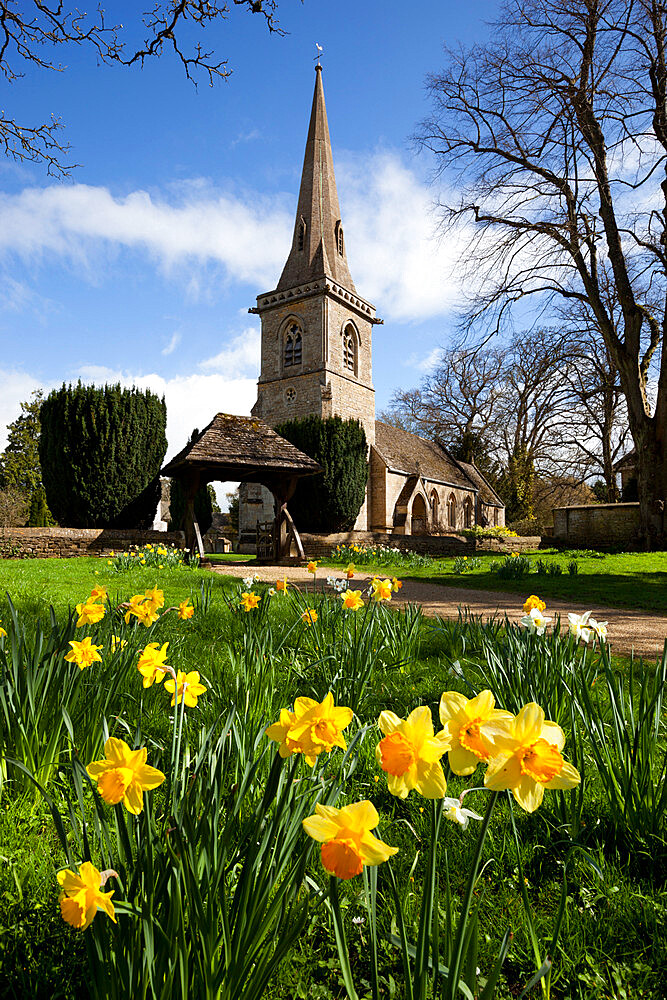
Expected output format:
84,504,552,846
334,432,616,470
314,42,323,66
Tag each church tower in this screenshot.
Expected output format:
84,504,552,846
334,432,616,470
241,65,381,537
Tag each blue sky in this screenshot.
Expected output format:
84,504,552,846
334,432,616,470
0,1,501,497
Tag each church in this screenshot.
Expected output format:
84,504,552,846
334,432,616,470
239,65,504,544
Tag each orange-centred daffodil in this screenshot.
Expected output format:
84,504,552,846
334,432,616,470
438,690,513,775
307,560,318,574
164,670,207,707
240,592,261,612
484,702,581,812
267,693,353,765
87,737,166,814
75,600,106,628
276,578,288,592
58,861,116,931
303,801,398,879
177,600,194,620
391,577,402,592
377,706,451,798
64,637,104,670
371,577,393,602
301,608,318,626
89,584,108,602
137,642,170,687
345,562,355,579
341,589,364,610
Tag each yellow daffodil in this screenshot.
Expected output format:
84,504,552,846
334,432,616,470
345,563,355,579
307,560,318,575
240,591,261,612
303,801,398,880
144,586,165,610
137,642,170,687
0,624,7,638
341,589,364,610
438,690,513,775
371,578,393,602
134,602,160,627
276,578,288,592
376,706,451,799
177,600,194,620
64,637,104,670
484,702,581,812
90,584,108,602
124,593,146,624
87,737,166,814
110,635,127,653
391,577,403,592
58,861,116,931
301,608,318,626
268,693,353,765
75,601,106,628
523,595,546,613
164,669,207,708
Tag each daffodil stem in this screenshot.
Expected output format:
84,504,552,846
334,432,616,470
329,876,360,1000
445,790,498,1000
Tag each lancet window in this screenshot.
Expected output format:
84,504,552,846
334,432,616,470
284,323,303,368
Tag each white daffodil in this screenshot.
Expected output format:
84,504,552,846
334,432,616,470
242,576,255,589
568,611,593,643
588,618,608,642
520,607,552,636
268,587,277,596
442,797,483,830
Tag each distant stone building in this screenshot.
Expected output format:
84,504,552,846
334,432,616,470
239,66,504,544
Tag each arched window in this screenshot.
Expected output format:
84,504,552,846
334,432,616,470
284,322,303,368
335,220,344,256
447,493,457,528
297,217,306,252
430,490,439,528
342,324,356,374
463,496,473,528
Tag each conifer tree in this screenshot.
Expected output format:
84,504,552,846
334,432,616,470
39,382,167,527
274,416,368,532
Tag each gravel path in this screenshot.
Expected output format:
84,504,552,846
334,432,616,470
209,563,667,660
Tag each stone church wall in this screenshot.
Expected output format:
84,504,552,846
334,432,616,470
299,530,539,558
553,503,641,548
0,527,184,559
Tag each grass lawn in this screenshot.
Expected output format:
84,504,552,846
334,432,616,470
322,549,667,612
0,556,665,999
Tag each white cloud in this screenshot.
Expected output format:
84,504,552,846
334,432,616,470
405,347,443,372
199,326,260,377
0,152,469,323
0,370,45,451
161,331,181,356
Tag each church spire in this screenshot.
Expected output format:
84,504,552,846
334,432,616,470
276,65,356,292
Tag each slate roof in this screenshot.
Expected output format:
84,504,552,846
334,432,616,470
374,421,478,493
455,461,504,508
162,413,321,479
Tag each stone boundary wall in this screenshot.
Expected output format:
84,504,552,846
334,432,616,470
552,503,640,549
0,527,185,559
299,531,540,559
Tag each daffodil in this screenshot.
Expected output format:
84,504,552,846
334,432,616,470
64,637,104,670
287,692,353,764
75,601,105,628
89,584,108,602
276,578,288,592
144,586,165,610
240,592,261,612
135,602,160,626
164,670,207,708
520,607,552,636
137,642,170,687
438,690,513,775
484,702,581,812
124,593,147,624
442,796,483,830
301,608,318,626
341,589,364,610
266,707,300,757
376,706,451,798
58,861,116,931
307,560,318,575
523,595,546,613
568,611,593,642
87,737,166,814
0,624,7,638
588,618,608,641
177,600,194,620
391,577,403,592
303,801,398,879
371,577,393,602
345,562,355,579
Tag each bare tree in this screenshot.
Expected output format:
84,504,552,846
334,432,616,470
417,0,667,544
0,1,283,176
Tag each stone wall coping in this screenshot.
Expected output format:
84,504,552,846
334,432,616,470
552,503,639,512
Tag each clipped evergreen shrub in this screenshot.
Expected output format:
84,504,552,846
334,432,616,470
39,382,167,528
274,415,368,532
